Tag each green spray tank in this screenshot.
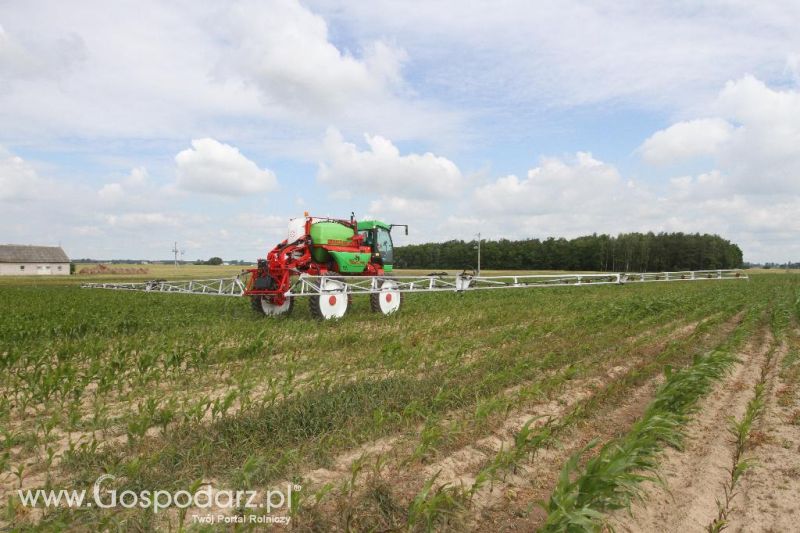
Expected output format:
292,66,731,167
308,221,371,273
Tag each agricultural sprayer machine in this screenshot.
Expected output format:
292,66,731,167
83,213,749,320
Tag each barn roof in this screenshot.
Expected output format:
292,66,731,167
0,245,70,263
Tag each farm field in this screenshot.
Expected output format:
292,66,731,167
0,264,602,286
1,272,799,531
6,264,251,285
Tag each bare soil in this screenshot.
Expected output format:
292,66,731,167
608,328,796,532
728,336,800,532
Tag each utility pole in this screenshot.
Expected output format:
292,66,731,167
172,242,179,268
476,232,481,276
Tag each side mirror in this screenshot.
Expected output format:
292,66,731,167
390,224,409,236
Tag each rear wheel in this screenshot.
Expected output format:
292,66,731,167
310,278,348,320
371,280,402,315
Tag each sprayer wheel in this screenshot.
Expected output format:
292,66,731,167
330,276,353,305
251,295,293,316
310,278,348,320
370,280,402,315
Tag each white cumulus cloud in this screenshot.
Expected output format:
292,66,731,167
97,167,151,206
367,196,441,221
642,76,800,194
474,152,624,215
715,76,800,194
0,147,43,201
175,138,277,196
217,1,407,116
104,212,180,228
318,128,463,199
640,118,735,164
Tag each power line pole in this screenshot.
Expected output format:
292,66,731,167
476,232,481,276
172,242,179,268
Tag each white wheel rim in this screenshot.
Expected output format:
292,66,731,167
260,296,291,316
377,280,401,315
318,279,348,319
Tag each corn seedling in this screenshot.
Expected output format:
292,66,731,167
707,364,768,531
407,471,467,532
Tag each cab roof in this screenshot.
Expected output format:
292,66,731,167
357,220,391,231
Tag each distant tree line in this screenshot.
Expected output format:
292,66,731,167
196,257,224,266
394,232,744,272
749,262,800,270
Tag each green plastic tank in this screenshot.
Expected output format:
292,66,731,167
309,222,355,262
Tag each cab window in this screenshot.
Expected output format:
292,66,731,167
359,230,373,246
376,228,394,264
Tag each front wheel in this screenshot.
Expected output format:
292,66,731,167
310,278,349,320
371,280,402,315
251,295,293,316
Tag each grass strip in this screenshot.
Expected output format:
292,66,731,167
540,348,740,532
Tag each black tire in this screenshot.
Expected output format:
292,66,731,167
309,295,324,320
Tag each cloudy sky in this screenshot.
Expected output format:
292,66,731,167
1,0,799,262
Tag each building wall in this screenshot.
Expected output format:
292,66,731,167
0,263,70,276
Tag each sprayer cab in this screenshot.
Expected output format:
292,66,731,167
356,220,406,273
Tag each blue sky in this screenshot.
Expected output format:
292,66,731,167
1,0,800,262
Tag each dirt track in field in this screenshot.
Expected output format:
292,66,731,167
729,334,800,532
609,327,800,532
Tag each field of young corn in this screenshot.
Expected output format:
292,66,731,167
1,271,798,531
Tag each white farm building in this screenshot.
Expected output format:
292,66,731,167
0,245,70,276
